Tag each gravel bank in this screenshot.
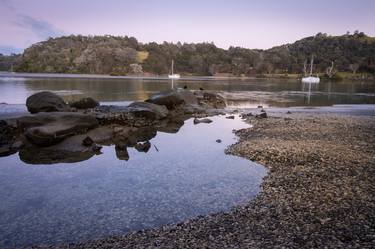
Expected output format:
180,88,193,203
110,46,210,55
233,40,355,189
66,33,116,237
44,112,375,249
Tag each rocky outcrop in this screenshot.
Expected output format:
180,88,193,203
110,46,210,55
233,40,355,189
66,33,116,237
17,112,98,146
0,89,229,163
26,91,69,113
128,102,169,120
69,97,99,109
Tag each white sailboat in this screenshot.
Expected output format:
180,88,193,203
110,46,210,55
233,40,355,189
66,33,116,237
302,56,320,83
168,60,180,79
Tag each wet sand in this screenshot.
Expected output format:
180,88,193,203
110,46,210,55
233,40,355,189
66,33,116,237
42,111,375,248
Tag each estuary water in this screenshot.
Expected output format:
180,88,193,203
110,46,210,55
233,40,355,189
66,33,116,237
0,72,374,247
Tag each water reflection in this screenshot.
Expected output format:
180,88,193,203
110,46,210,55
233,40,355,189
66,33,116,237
0,74,374,107
0,115,266,248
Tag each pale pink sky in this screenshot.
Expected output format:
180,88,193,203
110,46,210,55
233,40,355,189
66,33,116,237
0,0,374,54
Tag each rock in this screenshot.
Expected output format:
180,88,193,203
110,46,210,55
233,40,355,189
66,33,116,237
129,102,169,120
216,139,222,143
86,126,113,145
257,105,263,108
256,112,268,119
241,113,253,119
156,118,185,134
10,140,23,150
177,90,198,105
134,141,151,152
69,97,99,109
193,118,213,124
26,91,69,113
146,90,185,109
0,120,13,146
287,111,292,114
226,115,235,119
82,136,94,146
17,112,99,146
200,92,226,109
0,146,14,157
260,109,266,113
92,144,102,154
115,145,129,161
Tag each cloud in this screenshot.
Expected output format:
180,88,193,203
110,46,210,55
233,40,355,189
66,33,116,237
13,14,65,40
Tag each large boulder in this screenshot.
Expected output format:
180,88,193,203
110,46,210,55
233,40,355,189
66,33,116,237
69,97,99,109
26,91,69,114
17,112,99,146
146,90,185,109
128,101,169,120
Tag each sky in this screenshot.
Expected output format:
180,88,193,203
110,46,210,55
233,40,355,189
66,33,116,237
0,0,374,54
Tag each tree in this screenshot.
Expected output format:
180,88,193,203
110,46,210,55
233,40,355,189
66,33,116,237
349,63,359,74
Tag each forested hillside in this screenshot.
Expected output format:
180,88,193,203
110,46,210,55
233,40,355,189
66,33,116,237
7,31,375,76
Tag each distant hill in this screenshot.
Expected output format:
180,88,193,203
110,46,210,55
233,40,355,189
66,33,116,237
5,32,375,76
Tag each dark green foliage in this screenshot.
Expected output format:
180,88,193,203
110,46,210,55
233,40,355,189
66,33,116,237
0,54,20,71
9,32,375,76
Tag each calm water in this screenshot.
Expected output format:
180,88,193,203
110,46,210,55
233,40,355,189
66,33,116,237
0,73,374,247
0,73,374,108
0,115,266,248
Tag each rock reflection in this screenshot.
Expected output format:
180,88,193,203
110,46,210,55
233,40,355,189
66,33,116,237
18,117,186,165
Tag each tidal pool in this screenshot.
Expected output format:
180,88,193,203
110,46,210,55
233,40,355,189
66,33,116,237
0,115,266,248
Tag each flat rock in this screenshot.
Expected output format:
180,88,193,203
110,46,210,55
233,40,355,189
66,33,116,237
26,91,69,113
128,102,169,120
17,112,98,146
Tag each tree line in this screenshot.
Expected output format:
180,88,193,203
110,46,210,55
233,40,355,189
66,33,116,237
1,31,374,77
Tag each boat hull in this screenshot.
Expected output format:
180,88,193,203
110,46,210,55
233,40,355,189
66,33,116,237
168,74,181,79
302,76,320,83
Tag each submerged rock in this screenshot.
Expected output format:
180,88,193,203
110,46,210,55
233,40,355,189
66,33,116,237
26,91,69,114
69,97,99,109
193,118,213,124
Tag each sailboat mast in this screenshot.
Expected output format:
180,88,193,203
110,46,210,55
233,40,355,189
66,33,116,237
310,55,314,76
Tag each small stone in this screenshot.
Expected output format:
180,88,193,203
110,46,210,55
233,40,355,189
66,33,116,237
287,111,292,114
257,105,263,108
216,139,222,143
226,115,235,119
193,118,213,124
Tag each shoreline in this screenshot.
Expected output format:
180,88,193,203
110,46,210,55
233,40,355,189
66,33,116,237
45,111,375,248
1,71,374,82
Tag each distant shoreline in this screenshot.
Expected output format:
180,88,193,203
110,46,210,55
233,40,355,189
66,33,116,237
1,71,373,82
